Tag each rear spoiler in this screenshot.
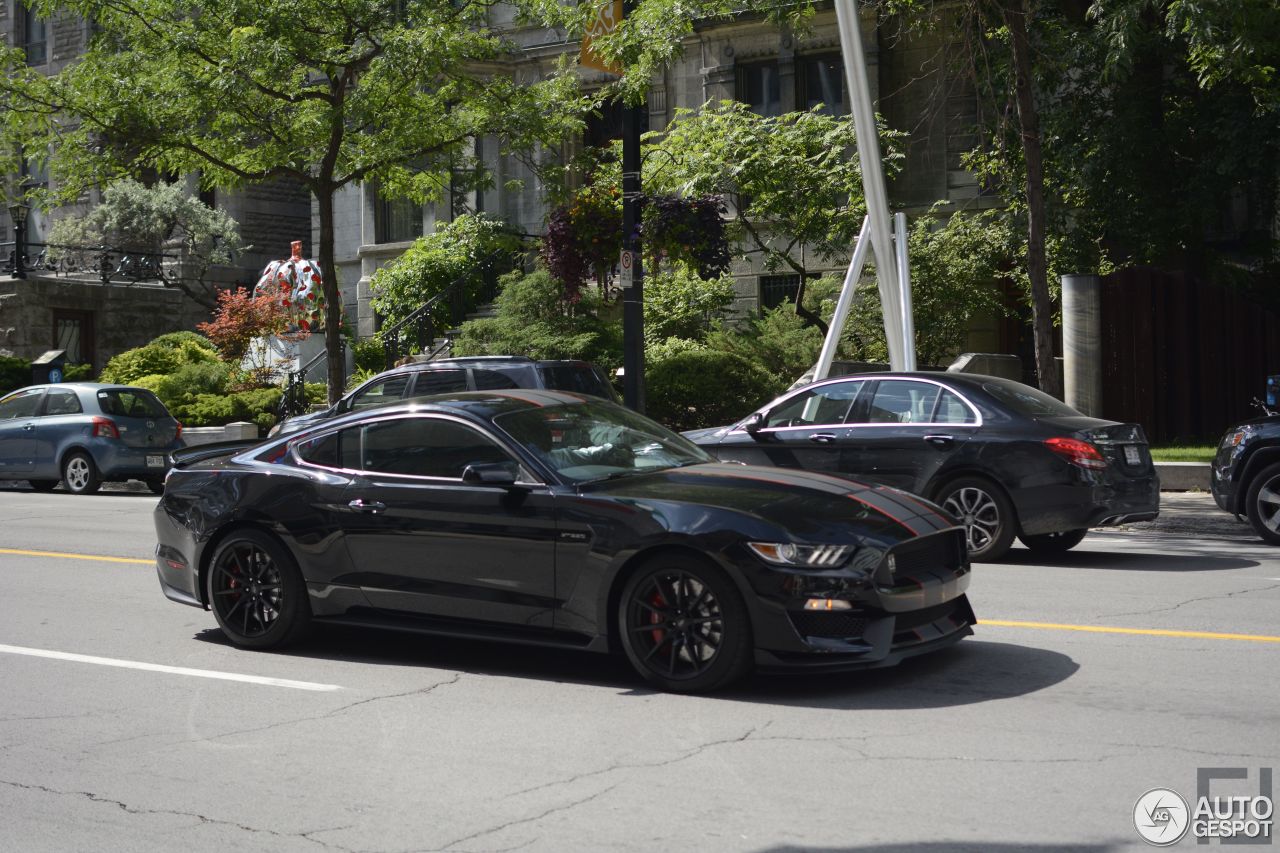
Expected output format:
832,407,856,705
169,438,265,469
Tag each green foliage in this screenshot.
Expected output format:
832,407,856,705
62,363,93,381
168,387,284,430
98,332,221,384
0,356,30,395
350,338,387,375
705,306,826,382
450,269,623,370
644,340,780,432
370,215,524,334
644,268,736,344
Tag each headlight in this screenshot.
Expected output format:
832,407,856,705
1222,426,1254,449
747,542,854,568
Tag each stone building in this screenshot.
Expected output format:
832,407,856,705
0,2,311,370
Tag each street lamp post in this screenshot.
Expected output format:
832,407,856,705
8,202,29,280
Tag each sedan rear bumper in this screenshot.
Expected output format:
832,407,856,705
1013,475,1160,536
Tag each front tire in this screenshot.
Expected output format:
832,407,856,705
207,529,311,649
62,452,101,495
618,555,752,693
1019,528,1088,554
937,477,1017,562
1244,462,1280,545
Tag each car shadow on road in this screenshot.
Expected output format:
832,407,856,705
755,843,1118,853
995,546,1257,572
196,627,1075,710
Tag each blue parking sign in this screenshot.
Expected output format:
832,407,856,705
48,367,63,383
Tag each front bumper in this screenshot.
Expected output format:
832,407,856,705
734,529,975,671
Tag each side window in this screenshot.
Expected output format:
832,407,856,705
357,418,512,479
350,375,411,411
765,381,863,428
0,389,45,419
934,390,977,425
295,430,342,468
42,389,83,416
866,381,941,424
472,369,520,391
410,369,469,397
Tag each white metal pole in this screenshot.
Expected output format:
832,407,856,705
815,215,873,380
894,211,916,370
834,0,904,369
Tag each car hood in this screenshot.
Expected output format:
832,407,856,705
579,463,957,547
681,425,734,445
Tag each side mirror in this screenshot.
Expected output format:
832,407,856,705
744,412,765,437
462,461,520,486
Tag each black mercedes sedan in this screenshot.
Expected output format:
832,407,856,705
685,373,1160,561
154,391,974,692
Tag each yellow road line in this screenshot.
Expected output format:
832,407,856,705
0,547,152,565
983,619,1280,644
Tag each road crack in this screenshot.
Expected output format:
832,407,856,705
1106,581,1280,619
441,784,617,851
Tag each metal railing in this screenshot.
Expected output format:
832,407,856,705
278,342,343,421
2,241,177,285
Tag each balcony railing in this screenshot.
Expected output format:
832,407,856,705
2,241,177,286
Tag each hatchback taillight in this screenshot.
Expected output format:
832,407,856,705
91,417,120,439
1044,436,1107,470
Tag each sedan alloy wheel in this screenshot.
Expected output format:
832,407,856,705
939,478,1016,561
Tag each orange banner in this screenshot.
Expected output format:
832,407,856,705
580,0,623,75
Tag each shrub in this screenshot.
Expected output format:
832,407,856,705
170,387,284,430
644,340,781,432
0,356,31,395
644,268,736,344
704,303,825,381
350,337,386,374
98,332,221,384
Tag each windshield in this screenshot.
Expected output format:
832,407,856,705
494,400,712,484
982,379,1080,418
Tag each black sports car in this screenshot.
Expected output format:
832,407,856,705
154,391,974,692
685,372,1160,561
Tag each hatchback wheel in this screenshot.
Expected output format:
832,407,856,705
937,477,1016,561
62,452,101,495
618,556,752,693
1245,462,1280,545
207,529,311,649
1018,528,1088,554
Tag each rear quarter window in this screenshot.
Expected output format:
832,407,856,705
537,365,616,400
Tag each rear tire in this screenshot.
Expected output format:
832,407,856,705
1018,528,1088,554
145,479,165,495
1244,462,1280,545
618,555,752,693
936,477,1017,562
27,480,58,492
62,452,101,495
207,529,312,649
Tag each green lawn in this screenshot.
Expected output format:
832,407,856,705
1149,445,1216,464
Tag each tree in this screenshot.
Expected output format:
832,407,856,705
641,101,903,332
1,0,586,403
47,178,245,309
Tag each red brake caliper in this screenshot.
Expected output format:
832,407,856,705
649,590,667,647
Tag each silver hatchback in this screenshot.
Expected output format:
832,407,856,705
0,383,185,494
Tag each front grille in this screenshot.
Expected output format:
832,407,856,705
789,611,868,639
888,533,963,586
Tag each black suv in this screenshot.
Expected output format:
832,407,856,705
1211,412,1280,542
271,356,618,438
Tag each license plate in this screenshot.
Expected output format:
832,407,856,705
146,455,165,468
1123,446,1141,465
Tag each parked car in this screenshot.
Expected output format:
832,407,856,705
1210,412,1280,542
270,355,619,438
155,390,974,693
684,372,1160,561
0,382,184,494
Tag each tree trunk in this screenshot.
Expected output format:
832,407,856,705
1004,0,1061,398
315,186,345,404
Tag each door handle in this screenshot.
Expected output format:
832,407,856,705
23,423,35,431
809,433,838,444
347,498,386,513
923,434,954,448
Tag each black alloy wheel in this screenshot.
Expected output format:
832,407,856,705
27,480,58,492
207,529,311,649
1018,528,1088,554
618,555,751,693
937,477,1017,562
62,451,101,495
1245,462,1280,545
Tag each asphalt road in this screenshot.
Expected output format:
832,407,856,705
0,487,1276,852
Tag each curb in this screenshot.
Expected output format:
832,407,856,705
1155,461,1209,492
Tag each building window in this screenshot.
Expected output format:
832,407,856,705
53,310,95,368
736,62,781,117
373,189,423,244
798,55,846,116
759,274,801,310
21,1,47,65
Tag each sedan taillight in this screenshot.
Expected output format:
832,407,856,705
1044,436,1107,470
91,417,120,439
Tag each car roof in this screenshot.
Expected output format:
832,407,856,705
319,389,598,429
801,371,1006,390
8,382,150,393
